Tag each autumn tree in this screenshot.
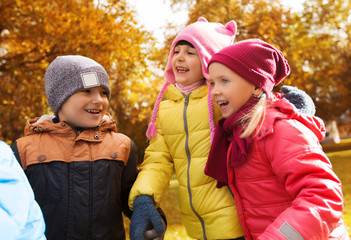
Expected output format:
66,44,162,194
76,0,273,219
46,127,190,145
164,0,292,60
286,0,351,120
0,0,159,156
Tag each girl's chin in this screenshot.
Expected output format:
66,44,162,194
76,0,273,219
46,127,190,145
220,110,238,119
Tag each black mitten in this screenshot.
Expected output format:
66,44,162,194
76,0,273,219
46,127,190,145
281,85,316,115
130,195,165,240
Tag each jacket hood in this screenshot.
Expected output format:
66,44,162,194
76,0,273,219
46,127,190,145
258,98,326,142
24,112,117,137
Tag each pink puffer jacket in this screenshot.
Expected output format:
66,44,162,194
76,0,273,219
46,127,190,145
227,99,350,239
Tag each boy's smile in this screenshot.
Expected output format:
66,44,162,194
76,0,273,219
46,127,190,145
58,86,109,128
86,109,102,114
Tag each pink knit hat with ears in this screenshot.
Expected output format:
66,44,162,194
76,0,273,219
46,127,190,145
146,17,237,140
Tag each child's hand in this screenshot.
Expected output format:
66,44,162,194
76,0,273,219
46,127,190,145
143,216,166,240
130,195,165,240
144,225,165,240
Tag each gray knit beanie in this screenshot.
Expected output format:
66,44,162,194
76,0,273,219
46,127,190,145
44,55,110,116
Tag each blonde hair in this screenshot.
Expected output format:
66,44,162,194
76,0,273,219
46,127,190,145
239,98,269,138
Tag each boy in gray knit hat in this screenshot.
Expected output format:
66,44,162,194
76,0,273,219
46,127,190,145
44,55,111,118
11,55,165,240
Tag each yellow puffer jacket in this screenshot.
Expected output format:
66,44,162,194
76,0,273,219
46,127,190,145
129,85,243,240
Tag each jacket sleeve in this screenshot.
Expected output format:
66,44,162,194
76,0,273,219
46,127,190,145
0,141,46,240
121,140,139,219
128,118,174,210
0,207,18,240
259,119,344,239
10,141,22,167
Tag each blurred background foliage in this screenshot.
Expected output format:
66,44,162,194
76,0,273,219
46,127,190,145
1,0,351,159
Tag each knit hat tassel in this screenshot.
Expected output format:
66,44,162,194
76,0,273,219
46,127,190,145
146,82,170,140
208,86,215,143
146,122,157,140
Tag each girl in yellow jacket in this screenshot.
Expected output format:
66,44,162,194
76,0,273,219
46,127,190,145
128,17,244,240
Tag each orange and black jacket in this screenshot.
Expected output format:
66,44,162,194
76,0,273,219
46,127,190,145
11,114,138,240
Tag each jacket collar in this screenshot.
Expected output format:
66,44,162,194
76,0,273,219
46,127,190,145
166,84,209,101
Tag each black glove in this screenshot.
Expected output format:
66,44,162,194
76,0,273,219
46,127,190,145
281,85,316,115
130,195,165,240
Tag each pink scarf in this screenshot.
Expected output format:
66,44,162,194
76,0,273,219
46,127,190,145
175,80,206,94
205,96,258,187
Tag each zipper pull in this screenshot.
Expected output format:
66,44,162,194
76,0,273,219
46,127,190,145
184,94,190,106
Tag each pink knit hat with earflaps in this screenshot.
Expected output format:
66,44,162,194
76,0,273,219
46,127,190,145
146,17,237,140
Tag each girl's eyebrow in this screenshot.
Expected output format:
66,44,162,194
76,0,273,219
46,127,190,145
212,74,225,79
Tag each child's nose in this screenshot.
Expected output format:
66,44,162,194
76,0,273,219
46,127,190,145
211,87,222,99
176,52,185,61
211,86,219,95
92,92,103,103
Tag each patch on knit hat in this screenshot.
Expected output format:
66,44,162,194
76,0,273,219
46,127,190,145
81,72,100,88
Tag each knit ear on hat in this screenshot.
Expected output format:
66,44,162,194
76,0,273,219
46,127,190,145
197,17,208,22
225,20,237,35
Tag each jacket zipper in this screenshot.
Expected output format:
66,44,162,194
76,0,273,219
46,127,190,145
66,123,77,239
227,142,251,240
89,161,93,240
183,93,207,240
67,124,93,239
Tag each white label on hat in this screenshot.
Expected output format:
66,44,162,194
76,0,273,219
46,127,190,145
81,72,100,88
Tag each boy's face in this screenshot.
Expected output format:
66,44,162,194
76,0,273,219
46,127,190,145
171,44,204,86
58,86,109,128
209,62,258,119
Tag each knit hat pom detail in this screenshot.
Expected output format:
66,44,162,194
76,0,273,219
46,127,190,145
146,82,170,140
208,86,215,143
146,122,157,140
